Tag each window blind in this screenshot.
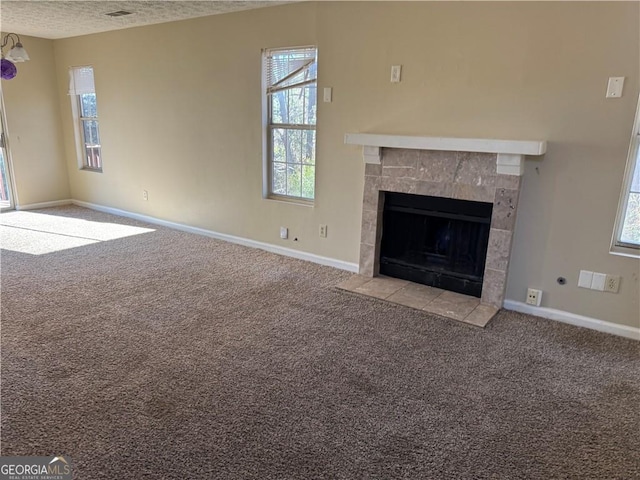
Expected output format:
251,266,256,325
68,66,95,95
265,47,317,95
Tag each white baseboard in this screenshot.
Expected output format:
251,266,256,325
71,200,359,273
503,299,639,340
15,199,73,211
38,200,637,340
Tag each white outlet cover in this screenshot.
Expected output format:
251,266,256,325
526,288,542,307
280,227,288,239
606,77,624,98
323,87,332,103
604,274,620,293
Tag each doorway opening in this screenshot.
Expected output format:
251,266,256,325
0,99,15,210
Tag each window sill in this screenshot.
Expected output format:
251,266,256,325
610,243,640,259
80,167,102,173
265,194,314,207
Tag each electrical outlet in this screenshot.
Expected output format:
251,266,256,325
604,274,620,293
280,227,288,239
526,288,542,307
142,190,148,201
319,224,327,238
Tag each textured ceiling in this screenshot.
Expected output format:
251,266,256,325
0,1,293,40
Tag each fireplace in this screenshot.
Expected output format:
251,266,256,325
346,133,547,309
380,192,492,297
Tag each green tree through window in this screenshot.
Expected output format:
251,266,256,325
265,47,317,200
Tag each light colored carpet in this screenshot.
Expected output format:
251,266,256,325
1,206,639,479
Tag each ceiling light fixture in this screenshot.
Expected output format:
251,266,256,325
105,10,133,17
1,33,30,80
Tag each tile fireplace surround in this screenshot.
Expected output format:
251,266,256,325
345,134,547,314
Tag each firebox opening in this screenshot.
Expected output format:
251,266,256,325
380,192,492,298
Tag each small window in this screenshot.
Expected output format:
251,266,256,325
263,47,317,201
612,94,640,256
69,66,102,171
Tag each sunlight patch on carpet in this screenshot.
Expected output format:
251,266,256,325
0,211,155,255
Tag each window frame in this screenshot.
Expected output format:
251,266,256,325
69,66,102,173
611,94,640,258
262,46,317,204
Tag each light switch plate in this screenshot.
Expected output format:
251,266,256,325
391,65,402,83
578,270,593,289
591,272,606,291
323,87,332,103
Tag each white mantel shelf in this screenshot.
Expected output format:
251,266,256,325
344,133,547,176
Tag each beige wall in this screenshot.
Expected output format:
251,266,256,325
2,34,70,206
50,2,639,327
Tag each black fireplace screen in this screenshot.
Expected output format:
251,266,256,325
379,192,492,297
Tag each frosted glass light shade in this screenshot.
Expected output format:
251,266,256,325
6,43,29,63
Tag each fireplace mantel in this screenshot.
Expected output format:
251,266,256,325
345,133,547,176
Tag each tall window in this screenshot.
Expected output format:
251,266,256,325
264,47,317,201
612,95,640,256
69,66,102,171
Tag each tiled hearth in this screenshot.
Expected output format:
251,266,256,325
342,134,547,327
338,275,497,327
